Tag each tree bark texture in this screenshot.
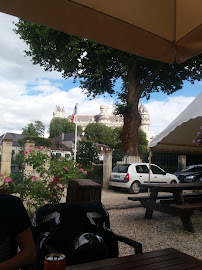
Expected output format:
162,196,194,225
121,64,142,156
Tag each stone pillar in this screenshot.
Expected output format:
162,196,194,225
103,149,112,190
178,155,186,170
24,141,36,177
0,139,13,175
24,141,51,178
24,140,35,151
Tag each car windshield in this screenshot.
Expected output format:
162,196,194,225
182,165,202,172
112,164,131,173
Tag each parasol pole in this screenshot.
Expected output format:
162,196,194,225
74,104,78,163
148,148,152,195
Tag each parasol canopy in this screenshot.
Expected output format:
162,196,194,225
0,0,201,64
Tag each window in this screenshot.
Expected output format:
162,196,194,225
113,164,130,173
189,166,202,172
136,165,149,173
151,165,165,174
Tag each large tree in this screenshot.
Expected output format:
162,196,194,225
49,117,82,138
15,20,202,155
22,123,38,136
34,120,45,137
85,123,114,148
76,141,100,165
22,120,45,137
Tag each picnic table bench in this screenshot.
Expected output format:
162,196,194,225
129,183,202,233
128,192,202,203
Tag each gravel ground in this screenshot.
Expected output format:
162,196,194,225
108,205,202,260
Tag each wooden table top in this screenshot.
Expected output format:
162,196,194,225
141,182,202,191
66,248,202,270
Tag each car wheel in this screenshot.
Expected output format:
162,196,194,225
170,180,177,184
130,181,140,194
112,187,121,192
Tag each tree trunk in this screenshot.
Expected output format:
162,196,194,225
120,62,164,156
121,65,142,156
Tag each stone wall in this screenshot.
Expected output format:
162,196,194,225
0,139,13,175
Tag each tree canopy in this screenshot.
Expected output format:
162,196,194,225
76,140,100,165
84,123,115,148
22,123,38,136
34,120,45,137
18,136,51,148
15,20,202,155
22,120,45,137
84,123,148,159
49,117,82,138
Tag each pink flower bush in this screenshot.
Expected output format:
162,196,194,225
4,177,12,183
32,176,37,182
30,145,33,147
24,150,27,154
29,149,32,152
37,146,43,150
64,167,68,171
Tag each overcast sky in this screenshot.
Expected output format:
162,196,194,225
0,12,201,138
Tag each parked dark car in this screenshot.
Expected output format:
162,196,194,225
174,164,202,183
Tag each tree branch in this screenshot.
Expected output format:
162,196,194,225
141,62,166,90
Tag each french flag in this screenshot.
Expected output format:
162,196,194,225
71,104,78,122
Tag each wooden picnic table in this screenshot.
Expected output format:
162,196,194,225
65,248,202,270
140,183,202,233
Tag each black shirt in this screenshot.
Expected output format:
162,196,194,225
0,194,30,262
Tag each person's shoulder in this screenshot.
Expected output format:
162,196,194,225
0,194,22,206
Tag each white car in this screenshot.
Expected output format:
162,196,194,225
109,163,179,194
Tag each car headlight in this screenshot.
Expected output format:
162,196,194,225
185,175,196,180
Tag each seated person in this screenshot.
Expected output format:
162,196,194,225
0,194,36,270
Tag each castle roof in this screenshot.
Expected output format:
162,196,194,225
67,114,123,123
139,103,149,113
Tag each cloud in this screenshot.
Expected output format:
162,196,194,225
0,13,62,83
146,96,195,137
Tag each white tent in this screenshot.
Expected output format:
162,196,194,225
150,93,202,155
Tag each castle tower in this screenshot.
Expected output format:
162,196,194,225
53,105,66,118
97,105,111,125
139,103,150,143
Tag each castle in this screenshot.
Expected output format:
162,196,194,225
53,104,151,142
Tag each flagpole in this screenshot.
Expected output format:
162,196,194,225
74,104,78,163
